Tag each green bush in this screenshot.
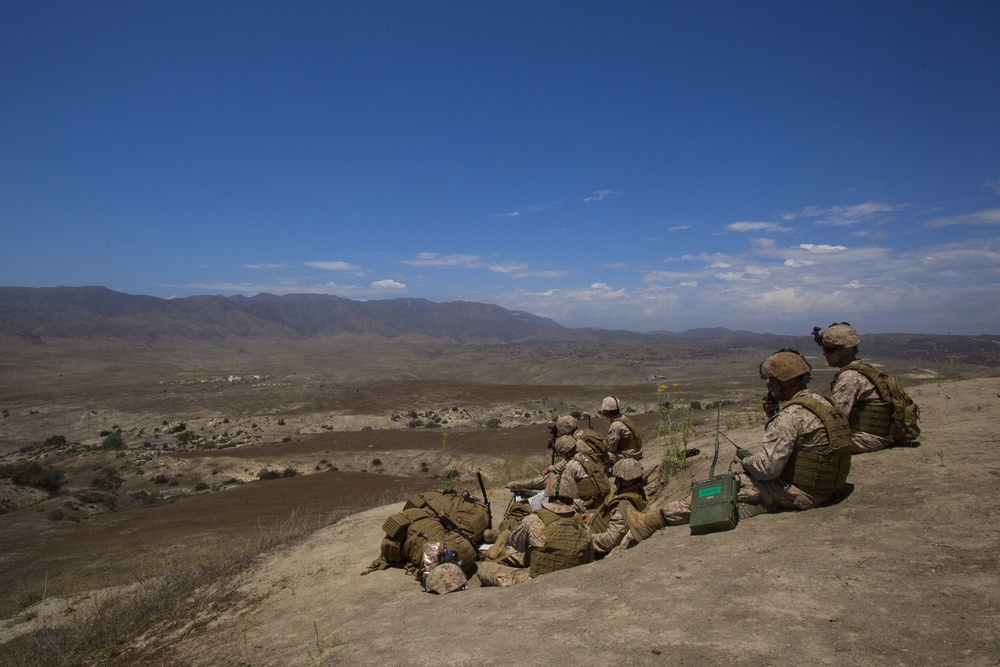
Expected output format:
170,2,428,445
0,461,64,494
91,469,123,492
152,474,169,485
257,469,281,480
101,431,125,450
43,435,67,447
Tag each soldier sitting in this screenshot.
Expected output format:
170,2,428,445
589,458,648,556
624,349,853,540
477,473,594,587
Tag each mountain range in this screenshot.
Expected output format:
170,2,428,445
2,286,998,365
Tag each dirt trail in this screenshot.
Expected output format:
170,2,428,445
141,377,1000,667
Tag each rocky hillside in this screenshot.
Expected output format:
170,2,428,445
5,377,994,666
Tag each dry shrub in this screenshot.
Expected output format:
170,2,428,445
0,507,340,667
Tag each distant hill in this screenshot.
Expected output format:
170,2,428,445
0,286,573,344
650,326,760,339
1,287,998,365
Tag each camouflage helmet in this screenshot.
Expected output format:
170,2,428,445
554,414,578,436
759,349,812,382
600,396,622,414
423,562,467,594
611,458,643,483
544,472,580,501
812,322,861,349
553,435,577,456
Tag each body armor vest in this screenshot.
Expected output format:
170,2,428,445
777,394,852,495
833,362,893,437
574,453,611,509
574,428,612,468
611,415,643,453
529,507,594,577
589,489,646,534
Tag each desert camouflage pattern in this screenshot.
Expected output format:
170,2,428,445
591,489,646,554
831,366,893,453
477,500,592,587
740,389,845,510
819,323,861,349
608,418,642,460
423,562,467,594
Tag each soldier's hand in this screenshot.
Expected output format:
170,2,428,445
761,394,779,418
735,447,752,460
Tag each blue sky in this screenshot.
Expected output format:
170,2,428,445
2,1,999,335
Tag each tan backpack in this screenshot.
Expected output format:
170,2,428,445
845,363,921,442
402,489,492,543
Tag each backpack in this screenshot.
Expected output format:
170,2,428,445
402,489,492,543
847,363,921,442
574,428,613,468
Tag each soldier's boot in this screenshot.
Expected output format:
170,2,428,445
484,529,511,560
737,502,767,520
623,505,668,542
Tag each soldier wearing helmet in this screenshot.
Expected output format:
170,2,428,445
588,458,648,556
623,349,852,540
477,472,594,587
600,396,644,462
520,435,609,510
813,322,896,453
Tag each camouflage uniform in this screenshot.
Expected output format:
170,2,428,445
478,474,594,587
607,418,642,460
652,388,850,525
831,362,893,454
599,397,641,461
590,459,646,555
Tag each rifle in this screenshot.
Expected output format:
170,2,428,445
546,423,558,465
476,471,492,525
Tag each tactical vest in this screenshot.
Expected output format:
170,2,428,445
574,428,613,468
833,362,920,441
497,500,533,534
575,453,611,509
611,415,643,453
777,394,852,495
528,507,594,577
589,489,646,534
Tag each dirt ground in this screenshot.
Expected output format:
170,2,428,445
1,337,998,665
104,377,1000,665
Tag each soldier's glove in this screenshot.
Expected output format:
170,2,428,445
735,447,752,460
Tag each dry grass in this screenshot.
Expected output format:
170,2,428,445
0,506,356,667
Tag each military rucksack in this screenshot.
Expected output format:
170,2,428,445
574,428,613,468
402,489,492,543
497,499,533,534
841,362,921,442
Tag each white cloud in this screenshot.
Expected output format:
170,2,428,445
488,262,529,274
401,253,483,268
304,261,361,271
584,189,619,202
798,244,848,254
725,221,791,233
245,263,285,270
667,225,691,231
370,279,406,291
497,205,544,218
784,259,816,268
924,207,1000,228
784,201,907,226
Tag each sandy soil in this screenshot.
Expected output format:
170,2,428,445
134,376,1000,666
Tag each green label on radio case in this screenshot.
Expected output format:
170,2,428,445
697,485,722,497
